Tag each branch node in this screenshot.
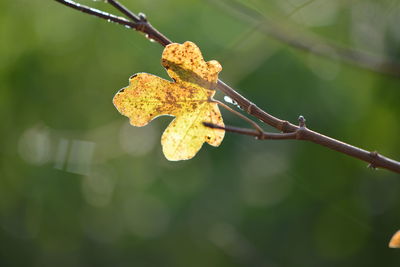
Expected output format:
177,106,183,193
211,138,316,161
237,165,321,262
368,151,379,169
136,22,147,33
246,103,255,114
254,131,264,140
298,115,306,128
295,127,306,140
280,120,291,133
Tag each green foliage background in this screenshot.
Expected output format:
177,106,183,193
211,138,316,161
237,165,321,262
1,0,400,266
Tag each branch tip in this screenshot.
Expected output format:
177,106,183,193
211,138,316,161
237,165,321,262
138,12,147,22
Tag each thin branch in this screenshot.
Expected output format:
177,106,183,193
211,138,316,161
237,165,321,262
204,119,400,173
106,0,172,46
203,122,297,140
53,0,135,27
287,0,317,17
53,0,400,174
53,0,172,46
209,0,400,78
106,0,141,22
213,100,264,135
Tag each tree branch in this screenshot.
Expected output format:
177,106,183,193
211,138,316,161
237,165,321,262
204,118,400,173
53,0,400,174
209,0,400,78
203,122,297,140
53,0,172,46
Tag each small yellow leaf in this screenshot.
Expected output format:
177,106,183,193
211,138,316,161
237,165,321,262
389,230,400,248
113,41,224,161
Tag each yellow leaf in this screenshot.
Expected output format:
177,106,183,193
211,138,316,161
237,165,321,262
113,41,224,161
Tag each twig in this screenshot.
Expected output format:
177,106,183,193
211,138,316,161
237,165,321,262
287,0,317,17
203,122,297,140
204,117,400,173
106,0,141,22
53,0,172,46
53,0,400,174
213,100,264,136
210,0,400,78
53,0,134,27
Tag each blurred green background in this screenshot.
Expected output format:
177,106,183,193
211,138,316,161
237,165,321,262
1,0,400,266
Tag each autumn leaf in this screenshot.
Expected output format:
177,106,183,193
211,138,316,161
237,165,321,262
113,41,225,161
389,230,400,248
